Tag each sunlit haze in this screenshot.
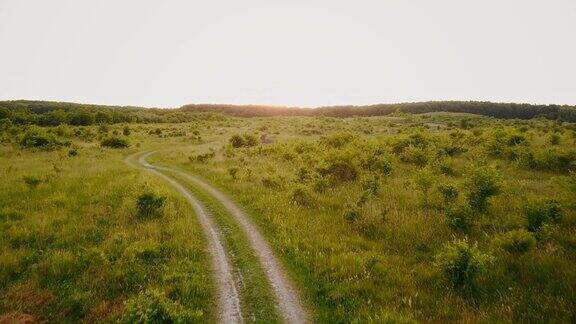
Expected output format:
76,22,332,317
1,0,575,107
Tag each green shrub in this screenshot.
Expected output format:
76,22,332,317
438,184,459,205
229,133,258,148
361,175,381,197
101,137,129,148
434,239,493,291
515,147,576,172
524,199,563,232
20,126,61,149
68,148,79,157
400,145,429,166
495,229,536,255
136,192,166,219
319,156,358,183
446,205,474,231
123,126,131,136
122,289,203,323
413,168,437,207
464,165,502,211
436,158,456,175
546,133,560,145
361,153,393,175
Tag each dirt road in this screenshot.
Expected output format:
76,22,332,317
129,151,309,323
127,152,243,323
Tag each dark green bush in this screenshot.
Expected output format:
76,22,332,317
524,199,563,232
20,126,61,149
464,165,502,211
434,239,493,291
446,205,474,231
136,192,166,219
101,137,129,148
436,158,456,175
229,134,258,148
319,153,359,183
361,153,393,175
438,184,459,205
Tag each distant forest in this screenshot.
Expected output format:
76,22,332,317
1,100,576,126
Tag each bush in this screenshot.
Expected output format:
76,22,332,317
229,134,258,148
20,126,61,149
413,168,437,207
464,166,502,211
524,199,563,232
434,239,493,291
400,145,429,166
438,184,459,205
123,126,131,136
436,158,456,175
546,133,560,145
495,229,536,255
361,153,393,175
446,205,474,231
122,289,202,323
101,137,129,148
136,192,166,219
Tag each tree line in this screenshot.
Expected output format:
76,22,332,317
1,100,575,126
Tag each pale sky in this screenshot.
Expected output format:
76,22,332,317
1,0,575,108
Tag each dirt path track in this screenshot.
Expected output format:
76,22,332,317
145,157,309,324
127,152,243,323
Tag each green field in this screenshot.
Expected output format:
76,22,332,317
1,103,576,322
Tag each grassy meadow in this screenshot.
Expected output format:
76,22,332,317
1,109,576,322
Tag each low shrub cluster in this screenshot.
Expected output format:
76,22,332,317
101,136,129,148
229,133,258,148
136,192,166,219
